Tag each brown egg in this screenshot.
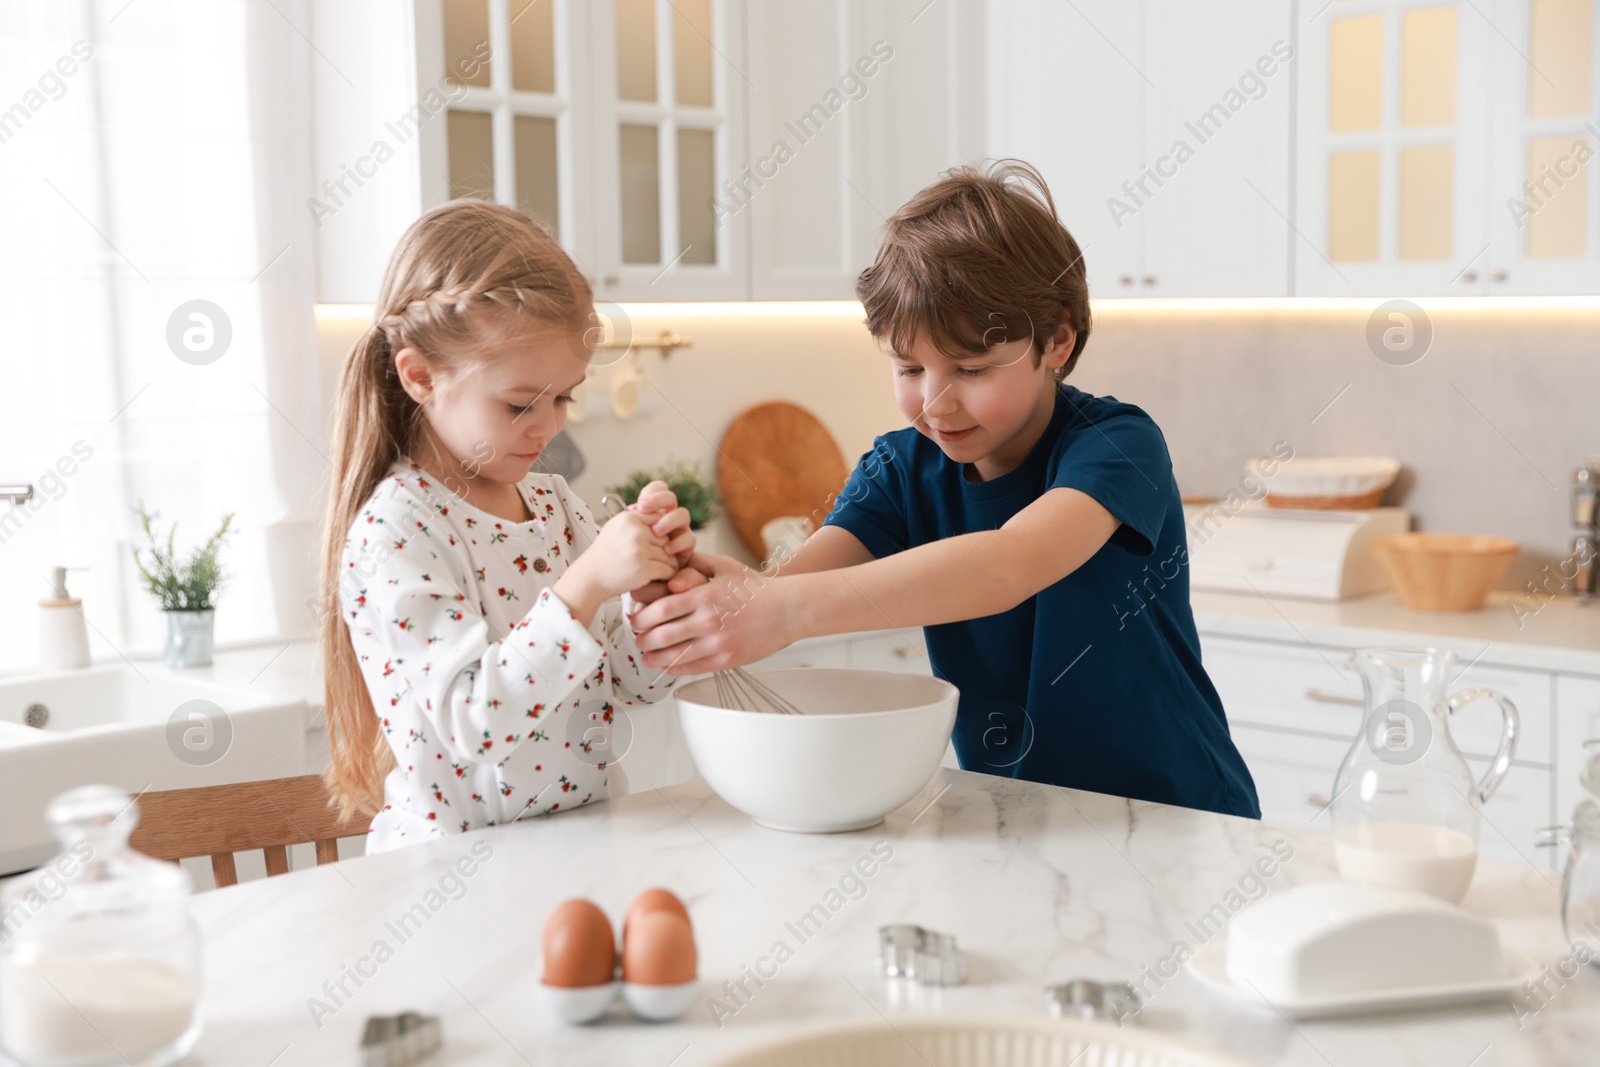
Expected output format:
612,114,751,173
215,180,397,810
541,899,616,988
623,887,691,944
621,911,697,985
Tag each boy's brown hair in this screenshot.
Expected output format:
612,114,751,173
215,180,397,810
856,159,1091,382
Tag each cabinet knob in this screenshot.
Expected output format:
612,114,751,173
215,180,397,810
1491,269,1509,283
892,646,922,659
1119,275,1134,287
1460,270,1478,283
603,274,620,286
1141,275,1157,287
1306,792,1332,810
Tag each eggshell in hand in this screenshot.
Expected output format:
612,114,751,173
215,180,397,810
621,911,697,985
624,887,691,943
541,899,616,988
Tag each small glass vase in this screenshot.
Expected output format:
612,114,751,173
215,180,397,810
163,610,214,669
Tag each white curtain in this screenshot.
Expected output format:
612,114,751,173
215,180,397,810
0,0,325,670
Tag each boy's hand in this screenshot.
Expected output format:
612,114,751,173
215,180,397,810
629,553,795,674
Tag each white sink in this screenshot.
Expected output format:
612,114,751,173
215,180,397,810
0,664,310,874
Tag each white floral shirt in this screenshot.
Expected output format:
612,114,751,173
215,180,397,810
339,461,675,853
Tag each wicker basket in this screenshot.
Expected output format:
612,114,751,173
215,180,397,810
1266,488,1387,510
1248,457,1400,511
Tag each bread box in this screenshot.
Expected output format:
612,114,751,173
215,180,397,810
1184,504,1410,601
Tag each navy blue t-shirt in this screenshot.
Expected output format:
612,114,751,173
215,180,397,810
823,385,1260,819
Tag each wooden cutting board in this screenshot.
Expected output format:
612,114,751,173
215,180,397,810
719,402,851,558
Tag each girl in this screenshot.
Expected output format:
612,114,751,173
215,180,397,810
320,200,695,853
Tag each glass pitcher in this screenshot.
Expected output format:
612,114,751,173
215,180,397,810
0,785,202,1067
1329,647,1519,904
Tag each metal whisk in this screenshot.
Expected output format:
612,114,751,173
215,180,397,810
711,668,803,715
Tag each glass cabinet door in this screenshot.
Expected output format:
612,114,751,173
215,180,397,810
1489,0,1600,293
591,0,746,299
424,0,580,250
1296,0,1493,295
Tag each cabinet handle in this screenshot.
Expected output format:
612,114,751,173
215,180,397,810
1460,270,1478,283
603,274,620,286
1306,792,1332,810
1141,275,1157,287
1120,275,1134,287
892,646,922,659
1305,688,1363,707
1491,269,1508,283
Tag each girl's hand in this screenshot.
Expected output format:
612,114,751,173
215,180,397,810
554,511,675,626
629,553,795,674
627,480,695,567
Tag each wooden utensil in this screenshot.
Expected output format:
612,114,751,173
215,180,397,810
718,402,849,558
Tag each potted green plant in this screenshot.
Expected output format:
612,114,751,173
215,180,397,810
604,458,723,555
132,501,234,668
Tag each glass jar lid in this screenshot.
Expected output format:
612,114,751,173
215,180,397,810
0,785,191,942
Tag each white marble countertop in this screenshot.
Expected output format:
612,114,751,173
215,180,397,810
180,769,1594,1067
1193,590,1600,676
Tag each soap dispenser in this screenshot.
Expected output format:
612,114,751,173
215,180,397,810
39,566,91,670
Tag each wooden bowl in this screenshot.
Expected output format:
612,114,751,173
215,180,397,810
1368,534,1518,612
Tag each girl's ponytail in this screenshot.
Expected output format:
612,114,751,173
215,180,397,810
319,323,414,820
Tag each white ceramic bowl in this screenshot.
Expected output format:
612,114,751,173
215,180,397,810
676,668,958,833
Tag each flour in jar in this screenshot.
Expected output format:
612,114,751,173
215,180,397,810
0,956,197,1066
1334,822,1479,904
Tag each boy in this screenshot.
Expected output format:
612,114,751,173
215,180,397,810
630,160,1259,819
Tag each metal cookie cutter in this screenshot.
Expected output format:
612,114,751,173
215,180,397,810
879,924,967,986
1045,979,1143,1026
361,1011,442,1067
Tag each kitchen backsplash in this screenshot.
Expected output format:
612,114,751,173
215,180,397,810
316,303,1599,594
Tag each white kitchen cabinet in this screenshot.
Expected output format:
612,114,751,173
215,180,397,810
316,0,980,303
1291,0,1600,296
1486,0,1600,294
309,1,436,305
1138,2,1295,296
847,630,930,673
988,0,1294,298
1293,0,1496,296
1556,674,1600,828
987,0,1144,296
743,0,987,300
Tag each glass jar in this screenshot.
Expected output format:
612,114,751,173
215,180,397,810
1558,800,1600,962
0,785,202,1067
1542,740,1600,966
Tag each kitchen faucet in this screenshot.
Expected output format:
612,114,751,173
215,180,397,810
0,484,33,505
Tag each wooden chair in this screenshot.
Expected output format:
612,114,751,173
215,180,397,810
129,774,372,889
